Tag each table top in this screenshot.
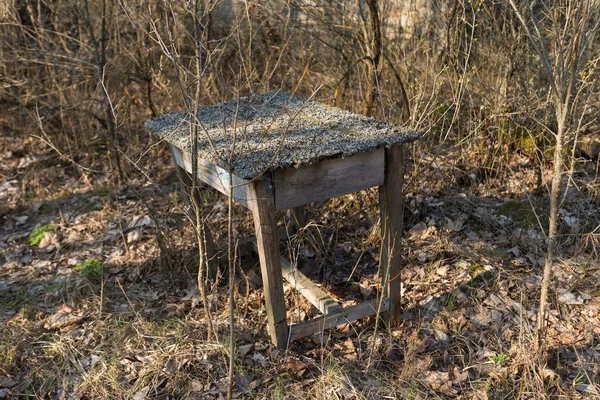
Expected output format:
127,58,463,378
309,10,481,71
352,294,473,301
144,91,421,179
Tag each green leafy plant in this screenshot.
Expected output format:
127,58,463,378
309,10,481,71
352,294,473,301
446,290,459,311
468,263,483,278
75,259,104,278
28,225,56,246
491,352,509,365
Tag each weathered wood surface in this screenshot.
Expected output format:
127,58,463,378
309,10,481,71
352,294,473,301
171,144,250,209
247,176,289,348
288,297,390,342
272,148,385,210
146,92,420,180
250,240,342,315
282,260,343,315
379,144,405,325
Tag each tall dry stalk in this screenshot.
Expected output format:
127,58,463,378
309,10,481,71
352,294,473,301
508,0,599,337
189,0,217,343
81,0,125,182
133,0,221,340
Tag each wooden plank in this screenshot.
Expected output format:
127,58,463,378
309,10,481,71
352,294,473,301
248,176,289,348
171,144,250,209
250,240,342,315
288,298,390,342
379,144,405,326
282,259,343,315
272,148,385,210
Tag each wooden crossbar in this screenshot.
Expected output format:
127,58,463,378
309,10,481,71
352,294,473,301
288,297,390,341
251,240,343,315
249,239,389,341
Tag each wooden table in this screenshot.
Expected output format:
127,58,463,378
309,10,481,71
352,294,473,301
145,92,421,348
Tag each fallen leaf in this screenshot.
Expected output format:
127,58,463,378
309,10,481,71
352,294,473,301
239,344,253,359
127,229,141,243
472,388,489,400
359,281,373,298
324,375,355,398
471,308,502,327
475,349,496,359
450,365,468,384
58,304,74,313
190,380,203,392
422,370,448,390
524,275,541,289
132,386,150,400
284,357,307,375
444,215,466,232
44,305,85,330
434,329,449,345
456,291,469,304
575,384,599,395
39,232,59,249
128,215,154,230
558,291,588,305
539,367,560,382
436,265,449,277
409,222,428,239
0,378,16,389
90,355,101,369
439,380,460,396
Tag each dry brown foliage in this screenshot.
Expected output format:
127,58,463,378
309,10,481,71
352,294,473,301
1,0,599,398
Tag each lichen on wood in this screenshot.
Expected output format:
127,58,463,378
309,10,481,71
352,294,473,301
145,91,421,179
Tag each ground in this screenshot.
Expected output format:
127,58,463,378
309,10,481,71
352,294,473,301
1,133,599,399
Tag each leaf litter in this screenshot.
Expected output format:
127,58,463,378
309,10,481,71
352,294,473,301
0,134,599,398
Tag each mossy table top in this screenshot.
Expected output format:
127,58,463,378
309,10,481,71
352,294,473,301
144,91,421,180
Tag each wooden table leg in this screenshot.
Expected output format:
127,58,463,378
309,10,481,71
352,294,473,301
379,144,405,326
170,147,219,282
248,176,289,348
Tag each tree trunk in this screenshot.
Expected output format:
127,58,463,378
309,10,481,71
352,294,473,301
537,114,565,335
364,0,381,116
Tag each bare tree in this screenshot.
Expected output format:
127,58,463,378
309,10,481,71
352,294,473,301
508,0,600,337
81,0,125,182
363,0,382,116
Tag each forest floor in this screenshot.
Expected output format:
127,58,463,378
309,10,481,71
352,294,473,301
1,133,599,399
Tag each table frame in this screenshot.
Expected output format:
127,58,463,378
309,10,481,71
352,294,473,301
169,143,405,348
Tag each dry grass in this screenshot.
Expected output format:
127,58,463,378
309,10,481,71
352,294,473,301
1,131,599,398
1,1,600,398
